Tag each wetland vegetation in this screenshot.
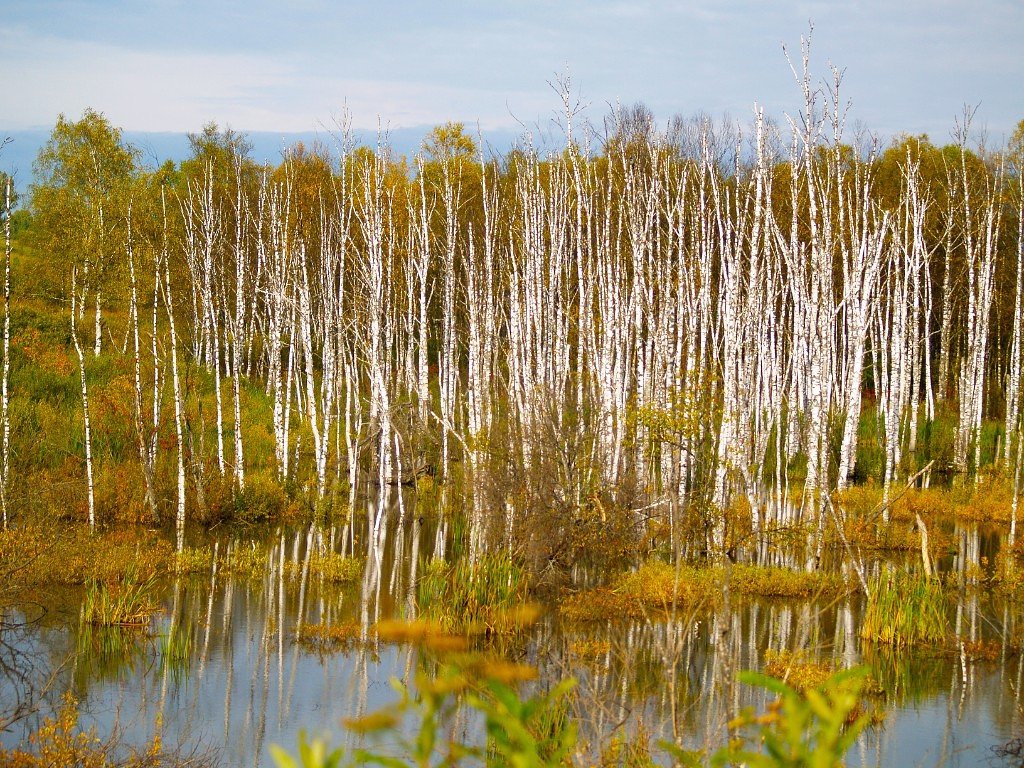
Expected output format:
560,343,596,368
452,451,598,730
2,45,1024,766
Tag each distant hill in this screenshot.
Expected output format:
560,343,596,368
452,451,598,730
0,125,528,195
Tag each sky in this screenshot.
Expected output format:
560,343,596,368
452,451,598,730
2,0,1022,149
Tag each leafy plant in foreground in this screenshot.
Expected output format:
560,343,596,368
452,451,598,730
271,655,871,767
704,667,871,768
272,627,575,768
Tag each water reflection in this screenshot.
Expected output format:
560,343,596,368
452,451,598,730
1,511,1022,767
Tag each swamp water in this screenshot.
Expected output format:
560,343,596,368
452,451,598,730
1,512,1023,767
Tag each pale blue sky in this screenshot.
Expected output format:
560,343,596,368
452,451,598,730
2,1,1022,144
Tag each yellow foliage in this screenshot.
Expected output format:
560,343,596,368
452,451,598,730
0,524,173,590
0,692,167,767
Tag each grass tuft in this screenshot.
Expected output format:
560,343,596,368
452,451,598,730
861,569,947,646
80,564,158,626
417,553,532,635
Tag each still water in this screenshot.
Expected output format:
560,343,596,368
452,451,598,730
1,511,1022,767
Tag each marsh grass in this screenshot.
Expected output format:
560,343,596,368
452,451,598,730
0,524,173,589
80,565,158,626
416,552,532,634
861,570,948,646
220,543,270,577
157,619,194,683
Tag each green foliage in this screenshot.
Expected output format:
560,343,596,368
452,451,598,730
185,122,253,171
633,376,719,495
270,732,345,768
271,652,576,768
271,654,870,768
232,474,289,522
1010,119,1024,162
707,667,871,768
421,122,477,164
473,676,577,768
850,408,884,483
8,208,31,238
29,108,139,295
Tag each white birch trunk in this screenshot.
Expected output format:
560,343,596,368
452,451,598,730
71,268,96,532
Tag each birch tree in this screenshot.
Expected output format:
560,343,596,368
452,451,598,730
70,267,95,531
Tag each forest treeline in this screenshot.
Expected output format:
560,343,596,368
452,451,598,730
3,62,1024,562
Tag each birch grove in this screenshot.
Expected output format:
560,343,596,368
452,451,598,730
13,72,1024,562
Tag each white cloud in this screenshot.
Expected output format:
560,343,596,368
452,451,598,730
1,28,297,130
2,2,1021,143
0,27,546,132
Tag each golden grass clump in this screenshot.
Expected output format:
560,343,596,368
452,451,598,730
295,621,364,652
763,650,836,692
297,552,363,583
948,475,1014,523
220,543,269,577
561,560,851,623
615,560,713,607
730,565,847,599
